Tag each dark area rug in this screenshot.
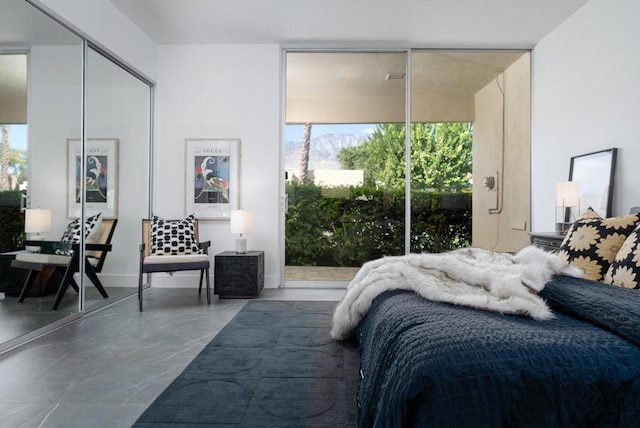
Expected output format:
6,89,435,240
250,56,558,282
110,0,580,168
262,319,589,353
134,300,360,427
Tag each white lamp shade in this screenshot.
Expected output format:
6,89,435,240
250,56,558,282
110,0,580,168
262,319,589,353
230,210,252,234
24,208,52,234
556,181,580,207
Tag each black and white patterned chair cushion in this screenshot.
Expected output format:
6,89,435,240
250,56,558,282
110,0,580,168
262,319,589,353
55,212,103,255
150,214,200,256
603,224,640,289
558,208,640,281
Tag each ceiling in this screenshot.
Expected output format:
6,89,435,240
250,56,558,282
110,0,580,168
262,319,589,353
107,0,588,47
286,51,526,99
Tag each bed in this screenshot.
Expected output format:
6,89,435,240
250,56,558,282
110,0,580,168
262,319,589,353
335,209,640,427
354,275,640,427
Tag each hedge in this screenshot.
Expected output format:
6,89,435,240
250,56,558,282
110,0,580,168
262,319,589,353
285,183,471,267
0,190,25,252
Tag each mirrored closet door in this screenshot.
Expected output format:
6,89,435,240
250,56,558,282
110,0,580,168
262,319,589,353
0,0,153,352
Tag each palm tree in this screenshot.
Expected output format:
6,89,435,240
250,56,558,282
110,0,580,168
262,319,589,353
8,148,27,189
1,124,9,191
299,122,312,184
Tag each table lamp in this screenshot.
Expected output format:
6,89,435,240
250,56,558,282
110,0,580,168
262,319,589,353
25,208,52,240
230,209,252,253
556,181,580,233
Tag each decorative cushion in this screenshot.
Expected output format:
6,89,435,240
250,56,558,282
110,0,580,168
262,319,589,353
603,224,640,289
558,208,640,281
150,214,200,256
16,252,71,266
56,213,103,255
144,254,209,265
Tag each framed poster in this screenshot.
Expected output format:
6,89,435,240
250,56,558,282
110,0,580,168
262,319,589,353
185,138,240,220
67,138,119,218
569,148,617,219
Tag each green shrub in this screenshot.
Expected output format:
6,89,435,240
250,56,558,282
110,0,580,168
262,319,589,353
0,190,25,252
285,183,471,267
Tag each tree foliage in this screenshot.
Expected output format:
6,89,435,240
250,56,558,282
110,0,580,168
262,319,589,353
338,123,472,190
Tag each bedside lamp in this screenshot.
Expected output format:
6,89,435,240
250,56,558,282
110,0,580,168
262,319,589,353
230,209,252,254
556,181,580,233
25,208,52,240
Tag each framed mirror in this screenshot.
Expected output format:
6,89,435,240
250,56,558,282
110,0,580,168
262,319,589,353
569,148,617,218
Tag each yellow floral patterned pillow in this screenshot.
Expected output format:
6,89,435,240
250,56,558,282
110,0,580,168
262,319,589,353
603,225,640,289
558,208,640,281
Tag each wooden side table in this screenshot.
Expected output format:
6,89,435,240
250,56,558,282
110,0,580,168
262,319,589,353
214,251,264,298
529,232,566,253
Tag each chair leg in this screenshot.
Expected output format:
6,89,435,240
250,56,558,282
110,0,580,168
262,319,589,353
52,266,77,311
198,269,204,295
138,271,144,312
205,268,211,305
85,263,109,298
18,270,39,303
69,277,80,293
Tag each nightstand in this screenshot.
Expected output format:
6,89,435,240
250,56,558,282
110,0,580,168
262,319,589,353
529,232,566,253
214,251,264,298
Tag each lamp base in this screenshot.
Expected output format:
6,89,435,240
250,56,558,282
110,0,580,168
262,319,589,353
555,222,573,234
235,236,247,254
26,234,44,253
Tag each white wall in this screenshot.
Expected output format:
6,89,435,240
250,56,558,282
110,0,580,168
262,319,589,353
532,0,640,231
155,44,281,288
36,0,156,80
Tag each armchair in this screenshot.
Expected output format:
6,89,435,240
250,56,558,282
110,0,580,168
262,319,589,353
138,215,211,311
11,216,117,311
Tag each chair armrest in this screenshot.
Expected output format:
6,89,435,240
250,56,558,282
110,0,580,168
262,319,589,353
85,243,112,252
198,241,211,254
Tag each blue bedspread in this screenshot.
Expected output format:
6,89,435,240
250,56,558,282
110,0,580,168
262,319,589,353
356,275,640,428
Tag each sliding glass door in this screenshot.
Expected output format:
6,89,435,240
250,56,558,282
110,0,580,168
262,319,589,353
284,51,406,286
282,49,531,287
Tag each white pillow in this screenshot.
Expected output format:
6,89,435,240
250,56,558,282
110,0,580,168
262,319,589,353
150,214,200,256
55,212,103,255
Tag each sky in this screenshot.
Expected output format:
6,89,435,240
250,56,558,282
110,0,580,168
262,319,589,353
6,124,27,150
285,123,376,143
6,123,374,149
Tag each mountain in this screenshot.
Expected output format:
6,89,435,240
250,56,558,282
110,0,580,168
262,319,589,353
285,133,365,170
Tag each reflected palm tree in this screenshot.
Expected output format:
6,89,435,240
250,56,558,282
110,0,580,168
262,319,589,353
1,124,9,190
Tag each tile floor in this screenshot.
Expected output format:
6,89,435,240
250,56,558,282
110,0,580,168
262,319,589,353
0,287,136,345
0,287,347,428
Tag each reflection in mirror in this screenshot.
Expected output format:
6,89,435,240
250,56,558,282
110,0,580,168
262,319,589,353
0,0,154,352
83,47,151,311
0,0,83,348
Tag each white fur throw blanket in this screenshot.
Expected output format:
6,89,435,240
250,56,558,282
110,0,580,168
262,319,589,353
330,245,583,340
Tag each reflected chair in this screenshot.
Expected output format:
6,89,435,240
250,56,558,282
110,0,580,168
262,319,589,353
138,216,211,311
11,218,118,311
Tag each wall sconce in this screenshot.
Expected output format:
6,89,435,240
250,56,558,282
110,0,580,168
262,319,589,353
556,181,580,233
24,208,52,240
230,209,252,254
